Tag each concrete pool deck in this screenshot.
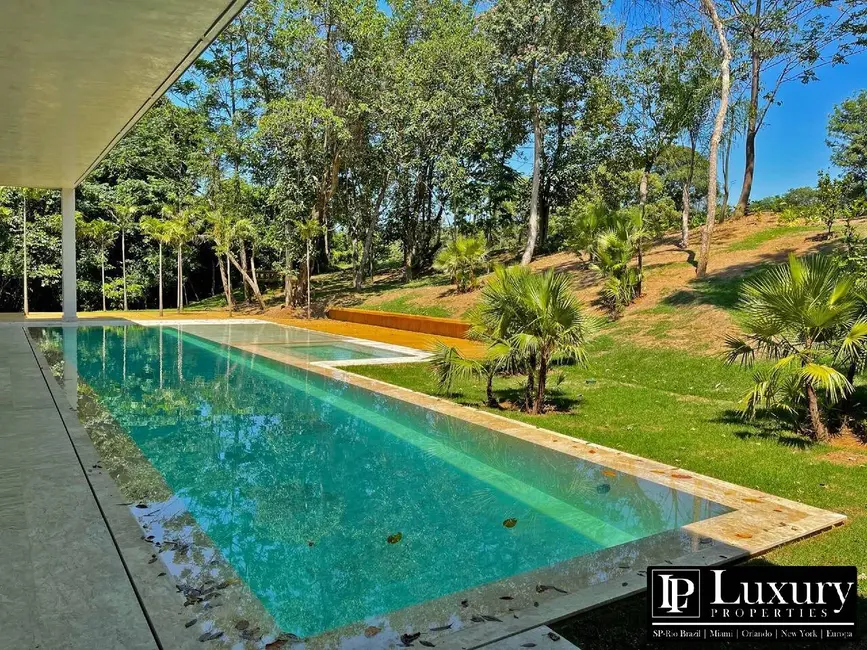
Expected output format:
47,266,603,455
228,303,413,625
0,327,158,649
1,316,848,649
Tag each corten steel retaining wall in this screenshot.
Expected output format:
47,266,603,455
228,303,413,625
326,308,471,338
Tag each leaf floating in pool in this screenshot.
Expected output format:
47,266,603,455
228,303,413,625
401,632,421,645
482,615,502,622
499,595,514,600
602,470,616,478
536,584,568,594
185,619,197,628
470,615,486,623
135,503,148,509
503,518,518,528
235,620,250,631
595,483,611,494
429,624,452,632
460,599,469,608
265,641,287,650
420,641,436,648
364,626,381,638
387,532,403,544
521,644,537,648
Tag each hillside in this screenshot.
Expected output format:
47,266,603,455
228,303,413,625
259,212,856,354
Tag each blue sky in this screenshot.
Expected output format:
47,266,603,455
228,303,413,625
732,51,867,199
509,50,866,200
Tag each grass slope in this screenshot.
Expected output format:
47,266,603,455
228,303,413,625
349,338,867,649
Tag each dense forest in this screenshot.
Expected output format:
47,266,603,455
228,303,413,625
1,0,865,313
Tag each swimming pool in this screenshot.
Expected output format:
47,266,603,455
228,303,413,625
32,324,734,646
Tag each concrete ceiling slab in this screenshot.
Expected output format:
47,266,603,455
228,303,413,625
0,0,248,188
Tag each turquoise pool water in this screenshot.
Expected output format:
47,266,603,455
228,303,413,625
36,325,729,639
261,341,412,362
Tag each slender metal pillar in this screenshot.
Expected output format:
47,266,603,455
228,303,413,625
61,187,77,320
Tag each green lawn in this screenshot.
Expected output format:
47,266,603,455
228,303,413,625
725,225,820,252
361,293,452,317
350,336,867,649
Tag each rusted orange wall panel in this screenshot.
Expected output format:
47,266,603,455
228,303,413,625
326,308,470,338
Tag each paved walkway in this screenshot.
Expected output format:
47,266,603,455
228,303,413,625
0,327,157,649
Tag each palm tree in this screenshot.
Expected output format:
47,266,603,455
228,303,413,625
591,227,641,316
296,217,324,319
163,208,198,313
107,202,139,311
591,206,648,308
432,266,594,413
140,216,171,317
433,234,488,292
512,268,594,413
725,254,866,441
82,218,119,312
204,209,266,311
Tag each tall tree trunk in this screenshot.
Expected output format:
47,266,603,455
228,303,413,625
806,384,829,441
306,240,312,319
284,244,293,309
733,0,762,219
696,0,732,278
721,127,733,222
356,181,387,290
22,195,28,316
101,256,106,312
121,228,128,311
637,164,651,296
217,254,233,311
521,101,543,266
240,244,250,301
158,242,163,317
177,247,183,313
681,134,697,248
226,251,265,311
486,370,496,407
250,243,260,294
226,252,232,307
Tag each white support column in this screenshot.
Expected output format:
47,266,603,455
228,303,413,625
61,187,77,321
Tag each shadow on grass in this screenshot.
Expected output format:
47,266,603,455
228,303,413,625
553,557,865,650
440,384,584,414
659,238,842,312
715,409,813,450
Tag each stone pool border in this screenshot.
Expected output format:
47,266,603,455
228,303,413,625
224,322,847,649
19,318,848,650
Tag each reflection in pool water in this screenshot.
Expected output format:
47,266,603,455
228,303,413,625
34,325,729,639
